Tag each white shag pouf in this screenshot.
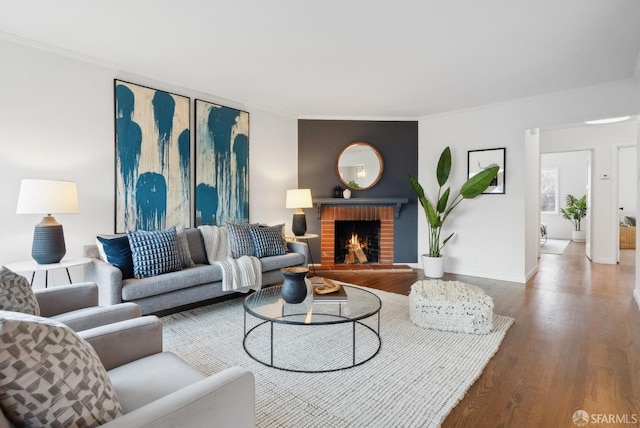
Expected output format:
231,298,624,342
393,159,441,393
409,279,494,334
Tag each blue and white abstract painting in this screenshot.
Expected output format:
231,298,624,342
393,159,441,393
195,99,249,226
114,80,191,232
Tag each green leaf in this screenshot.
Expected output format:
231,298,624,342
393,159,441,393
424,199,439,227
409,176,427,210
437,187,450,213
460,165,499,199
409,175,425,200
561,194,587,230
441,232,454,248
436,147,451,187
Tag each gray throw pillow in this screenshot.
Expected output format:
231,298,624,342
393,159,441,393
0,310,123,427
249,224,289,258
175,225,195,267
226,222,256,258
0,266,40,316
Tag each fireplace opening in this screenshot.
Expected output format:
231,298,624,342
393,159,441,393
334,220,380,264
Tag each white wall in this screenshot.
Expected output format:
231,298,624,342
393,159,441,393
524,128,540,279
540,151,590,239
0,39,298,288
419,80,640,283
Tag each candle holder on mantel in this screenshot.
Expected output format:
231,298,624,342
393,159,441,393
280,267,309,304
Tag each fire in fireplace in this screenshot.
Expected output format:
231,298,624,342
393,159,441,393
334,220,380,264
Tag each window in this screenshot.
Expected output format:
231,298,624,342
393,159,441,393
541,168,559,213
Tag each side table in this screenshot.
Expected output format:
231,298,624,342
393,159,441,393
4,257,92,288
285,233,318,276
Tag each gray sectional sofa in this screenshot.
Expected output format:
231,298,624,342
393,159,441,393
83,228,308,314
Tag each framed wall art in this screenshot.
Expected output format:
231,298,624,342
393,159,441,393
194,99,249,226
114,80,191,232
467,147,506,194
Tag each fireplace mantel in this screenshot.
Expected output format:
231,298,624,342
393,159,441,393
312,197,409,219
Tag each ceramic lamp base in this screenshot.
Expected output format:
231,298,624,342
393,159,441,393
32,216,66,264
292,213,307,236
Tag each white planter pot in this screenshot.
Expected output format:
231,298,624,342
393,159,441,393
572,230,586,242
422,255,444,278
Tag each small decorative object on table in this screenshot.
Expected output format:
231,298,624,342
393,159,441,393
313,277,341,294
312,278,348,303
280,267,309,304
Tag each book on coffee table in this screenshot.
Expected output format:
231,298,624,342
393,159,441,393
312,279,348,303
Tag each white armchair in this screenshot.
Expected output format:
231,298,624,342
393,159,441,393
82,316,256,427
35,282,141,331
0,316,255,428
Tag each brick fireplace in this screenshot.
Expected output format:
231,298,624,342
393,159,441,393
320,205,394,267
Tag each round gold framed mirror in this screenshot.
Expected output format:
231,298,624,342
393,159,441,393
336,142,384,190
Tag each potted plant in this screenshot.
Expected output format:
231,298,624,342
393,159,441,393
409,147,499,278
560,194,587,242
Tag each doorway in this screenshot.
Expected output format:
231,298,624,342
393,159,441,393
539,150,590,247
536,119,638,266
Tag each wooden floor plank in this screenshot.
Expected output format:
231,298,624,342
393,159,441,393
320,242,640,427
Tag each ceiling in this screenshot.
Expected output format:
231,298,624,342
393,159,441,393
2,0,640,118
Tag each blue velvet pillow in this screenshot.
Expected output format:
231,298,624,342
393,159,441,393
249,224,288,258
96,235,134,279
127,227,182,279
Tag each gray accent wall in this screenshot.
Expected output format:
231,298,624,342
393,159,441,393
298,119,418,264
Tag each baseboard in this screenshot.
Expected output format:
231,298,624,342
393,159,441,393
444,267,527,285
592,257,618,264
525,264,539,282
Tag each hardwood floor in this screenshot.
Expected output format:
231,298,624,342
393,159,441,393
319,242,640,427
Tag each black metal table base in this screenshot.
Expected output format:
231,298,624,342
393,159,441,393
30,267,72,288
243,310,381,373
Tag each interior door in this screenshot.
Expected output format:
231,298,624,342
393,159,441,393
585,151,592,260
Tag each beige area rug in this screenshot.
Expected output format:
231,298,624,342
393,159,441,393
541,239,571,255
162,285,514,427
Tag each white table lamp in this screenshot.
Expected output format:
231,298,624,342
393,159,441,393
286,189,312,236
16,179,79,264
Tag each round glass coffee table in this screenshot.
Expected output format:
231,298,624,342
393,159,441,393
243,284,382,373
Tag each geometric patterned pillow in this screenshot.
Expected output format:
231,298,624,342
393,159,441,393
0,266,40,316
249,224,289,258
127,226,182,279
0,310,123,427
226,222,256,258
175,225,195,268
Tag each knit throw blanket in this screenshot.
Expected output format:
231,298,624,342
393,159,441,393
197,225,262,292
